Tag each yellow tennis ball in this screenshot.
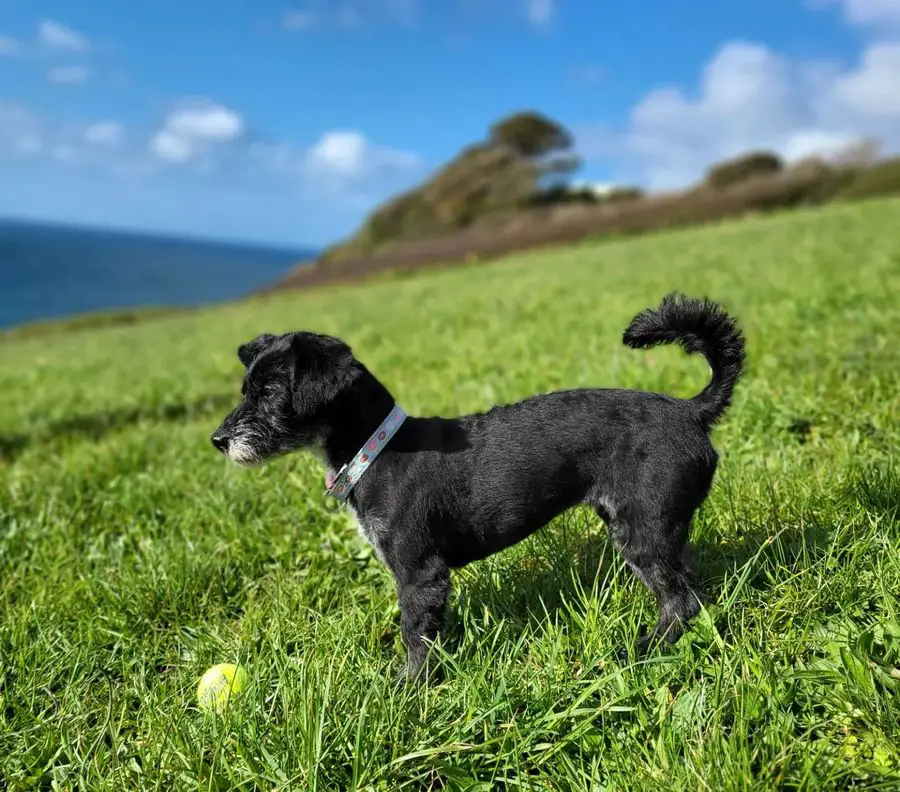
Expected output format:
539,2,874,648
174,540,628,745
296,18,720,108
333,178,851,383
196,663,248,713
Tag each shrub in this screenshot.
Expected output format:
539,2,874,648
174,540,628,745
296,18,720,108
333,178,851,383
366,191,432,246
837,156,900,200
706,151,784,190
602,186,645,203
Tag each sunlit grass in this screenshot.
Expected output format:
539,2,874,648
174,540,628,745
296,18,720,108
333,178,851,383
1,198,899,790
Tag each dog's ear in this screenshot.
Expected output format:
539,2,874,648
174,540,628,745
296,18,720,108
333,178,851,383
237,334,277,368
289,333,356,415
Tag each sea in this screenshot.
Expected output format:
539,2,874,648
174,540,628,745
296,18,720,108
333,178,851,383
0,218,317,330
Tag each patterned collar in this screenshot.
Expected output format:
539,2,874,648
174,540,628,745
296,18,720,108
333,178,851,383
324,404,407,502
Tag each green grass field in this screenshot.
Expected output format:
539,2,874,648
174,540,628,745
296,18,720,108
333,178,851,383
1,198,899,791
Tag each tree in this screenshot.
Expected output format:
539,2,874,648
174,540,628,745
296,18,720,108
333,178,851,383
489,110,581,188
319,110,587,261
489,111,574,158
706,151,784,190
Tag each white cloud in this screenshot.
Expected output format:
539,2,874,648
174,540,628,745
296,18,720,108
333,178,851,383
149,101,245,164
843,0,900,24
47,65,90,85
778,130,862,161
166,104,244,141
149,129,195,163
823,42,900,118
306,131,369,177
812,0,900,26
0,34,19,55
282,1,418,31
2,95,416,205
1,103,132,169
303,130,419,181
578,38,900,190
0,103,133,166
525,0,555,27
38,19,89,52
84,121,123,145
247,130,419,205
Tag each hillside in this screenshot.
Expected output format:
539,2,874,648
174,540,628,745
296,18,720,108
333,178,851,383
264,112,900,293
2,198,899,788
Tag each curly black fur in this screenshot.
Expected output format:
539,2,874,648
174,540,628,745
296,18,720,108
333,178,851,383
623,292,746,427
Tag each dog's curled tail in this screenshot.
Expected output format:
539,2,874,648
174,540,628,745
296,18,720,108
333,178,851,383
622,292,746,427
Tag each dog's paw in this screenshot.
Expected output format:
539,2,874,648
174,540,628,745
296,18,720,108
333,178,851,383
618,631,657,665
394,662,422,689
635,634,657,656
620,626,685,664
618,643,645,665
395,660,443,690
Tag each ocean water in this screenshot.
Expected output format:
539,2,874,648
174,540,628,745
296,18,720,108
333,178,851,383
0,219,317,330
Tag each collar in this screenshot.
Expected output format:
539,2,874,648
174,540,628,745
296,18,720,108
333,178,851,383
324,404,407,502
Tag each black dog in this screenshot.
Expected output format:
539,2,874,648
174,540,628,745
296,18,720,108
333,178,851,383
211,293,745,681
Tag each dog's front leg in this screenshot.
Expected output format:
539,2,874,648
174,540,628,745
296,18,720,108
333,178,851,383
393,554,450,685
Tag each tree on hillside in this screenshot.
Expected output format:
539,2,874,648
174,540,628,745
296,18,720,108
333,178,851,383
489,111,573,157
489,110,582,185
319,110,588,262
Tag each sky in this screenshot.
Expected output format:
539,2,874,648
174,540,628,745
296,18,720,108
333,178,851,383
1,0,898,248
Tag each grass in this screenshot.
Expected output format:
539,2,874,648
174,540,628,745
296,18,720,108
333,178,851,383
0,305,188,342
1,198,899,791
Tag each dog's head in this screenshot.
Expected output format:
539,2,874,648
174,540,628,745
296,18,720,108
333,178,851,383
210,331,357,466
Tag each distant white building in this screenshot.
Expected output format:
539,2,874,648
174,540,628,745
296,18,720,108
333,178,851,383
570,181,617,197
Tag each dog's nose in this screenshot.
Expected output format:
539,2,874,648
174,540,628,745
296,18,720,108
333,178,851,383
211,431,230,453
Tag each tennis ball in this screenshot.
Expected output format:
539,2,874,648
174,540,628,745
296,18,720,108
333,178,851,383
196,663,248,713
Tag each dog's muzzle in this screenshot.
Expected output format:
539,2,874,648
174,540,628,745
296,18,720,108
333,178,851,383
210,430,230,453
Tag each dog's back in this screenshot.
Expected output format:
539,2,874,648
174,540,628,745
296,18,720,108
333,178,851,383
393,293,746,658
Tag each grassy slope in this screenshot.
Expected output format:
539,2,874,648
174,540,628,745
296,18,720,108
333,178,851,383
1,199,899,791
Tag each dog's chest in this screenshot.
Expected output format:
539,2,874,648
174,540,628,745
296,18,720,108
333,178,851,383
346,505,388,563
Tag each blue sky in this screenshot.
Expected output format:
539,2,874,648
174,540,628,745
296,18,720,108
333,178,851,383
1,0,898,248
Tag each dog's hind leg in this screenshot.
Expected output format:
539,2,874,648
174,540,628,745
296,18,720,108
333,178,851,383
601,508,703,655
